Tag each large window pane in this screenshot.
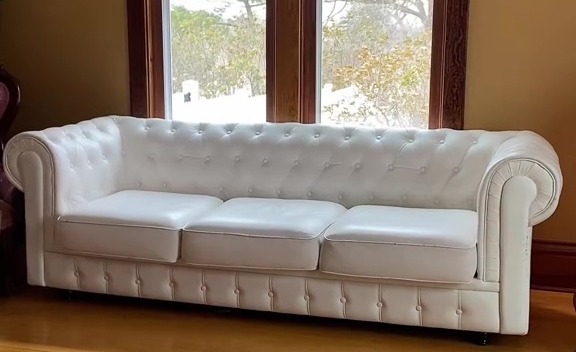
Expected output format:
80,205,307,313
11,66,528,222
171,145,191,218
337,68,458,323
320,0,433,128
169,0,266,123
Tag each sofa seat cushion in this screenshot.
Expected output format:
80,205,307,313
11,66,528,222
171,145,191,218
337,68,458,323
57,191,223,262
182,198,346,270
320,205,478,283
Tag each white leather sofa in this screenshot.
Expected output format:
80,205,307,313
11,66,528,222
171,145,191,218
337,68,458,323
4,116,562,338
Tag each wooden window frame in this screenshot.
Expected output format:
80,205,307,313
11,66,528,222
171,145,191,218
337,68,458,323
127,0,469,129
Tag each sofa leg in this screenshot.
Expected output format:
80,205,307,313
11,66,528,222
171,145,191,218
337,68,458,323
471,332,490,346
65,290,76,301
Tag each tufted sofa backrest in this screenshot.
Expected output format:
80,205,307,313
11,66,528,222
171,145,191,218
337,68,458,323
115,116,518,211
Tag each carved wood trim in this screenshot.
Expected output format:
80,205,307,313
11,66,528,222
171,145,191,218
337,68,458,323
300,0,317,124
127,0,165,118
266,0,277,122
428,0,470,130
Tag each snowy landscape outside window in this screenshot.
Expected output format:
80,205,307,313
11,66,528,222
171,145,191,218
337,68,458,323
167,0,433,128
128,0,468,129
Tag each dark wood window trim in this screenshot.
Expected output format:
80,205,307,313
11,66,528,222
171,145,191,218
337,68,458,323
299,1,318,125
428,0,470,130
128,0,469,129
127,0,165,118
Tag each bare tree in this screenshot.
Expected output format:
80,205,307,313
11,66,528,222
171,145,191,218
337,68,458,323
324,0,432,28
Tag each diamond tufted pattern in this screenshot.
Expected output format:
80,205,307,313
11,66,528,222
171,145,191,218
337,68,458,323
45,252,500,333
4,116,561,220
114,116,514,211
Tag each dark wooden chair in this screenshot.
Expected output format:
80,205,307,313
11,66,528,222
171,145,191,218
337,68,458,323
0,65,24,295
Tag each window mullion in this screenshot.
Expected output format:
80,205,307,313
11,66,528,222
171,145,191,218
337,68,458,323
268,0,305,123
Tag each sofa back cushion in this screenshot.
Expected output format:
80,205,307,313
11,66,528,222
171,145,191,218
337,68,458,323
115,116,517,210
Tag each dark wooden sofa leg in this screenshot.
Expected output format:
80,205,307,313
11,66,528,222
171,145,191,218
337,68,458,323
472,332,490,346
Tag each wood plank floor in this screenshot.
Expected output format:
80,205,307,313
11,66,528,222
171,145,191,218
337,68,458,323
0,288,574,352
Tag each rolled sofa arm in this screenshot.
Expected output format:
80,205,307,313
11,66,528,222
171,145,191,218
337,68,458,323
477,131,562,283
476,131,562,334
2,116,123,285
481,131,562,227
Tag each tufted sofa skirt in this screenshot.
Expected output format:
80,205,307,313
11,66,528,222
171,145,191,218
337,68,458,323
45,252,500,333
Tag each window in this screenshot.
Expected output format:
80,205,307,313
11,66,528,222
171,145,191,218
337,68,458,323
319,1,433,128
127,0,469,129
169,0,267,123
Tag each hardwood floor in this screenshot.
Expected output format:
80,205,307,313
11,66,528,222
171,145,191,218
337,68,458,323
0,289,574,351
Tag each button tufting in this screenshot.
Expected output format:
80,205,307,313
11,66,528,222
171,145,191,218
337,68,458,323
227,130,232,134
439,139,445,144
473,140,478,144
419,166,427,174
74,271,79,278
163,183,168,188
276,189,282,196
135,279,141,285
338,194,343,200
284,133,290,137
340,297,347,303
219,187,224,192
376,136,382,140
200,285,207,291
304,295,310,301
234,156,240,162
416,305,422,312
453,167,460,173
255,131,261,135
149,153,155,159
234,289,240,294
104,275,110,281
307,192,312,197
434,199,440,205
263,158,268,165
268,292,274,298
376,302,383,308
324,162,330,169
145,126,150,131
314,133,320,138
293,160,299,166
169,281,175,288
369,194,375,201
205,156,211,162
456,309,463,315
248,188,254,193
171,129,176,133
345,136,350,140
198,130,204,134
408,139,414,143
355,163,361,169
402,194,408,201
387,164,394,171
